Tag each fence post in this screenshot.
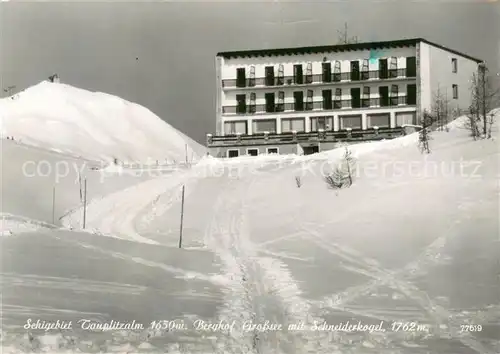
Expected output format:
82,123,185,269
83,178,87,229
178,185,185,248
52,186,56,224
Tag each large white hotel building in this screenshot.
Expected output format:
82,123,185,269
207,38,482,157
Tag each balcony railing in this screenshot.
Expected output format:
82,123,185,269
207,126,406,147
223,96,412,115
224,68,414,89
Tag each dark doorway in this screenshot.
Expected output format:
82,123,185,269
265,93,275,112
236,94,246,114
351,88,361,108
302,145,319,155
322,62,332,82
379,86,389,107
406,57,416,77
379,59,388,79
236,68,246,88
294,64,303,84
265,66,275,86
350,61,360,81
294,91,304,111
407,84,417,105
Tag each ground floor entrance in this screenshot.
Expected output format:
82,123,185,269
302,145,319,155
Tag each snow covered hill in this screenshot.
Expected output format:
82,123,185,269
0,81,206,163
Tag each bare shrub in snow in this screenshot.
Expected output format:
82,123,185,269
466,67,500,139
295,175,302,188
324,147,355,190
418,110,433,154
432,85,451,132
465,105,482,140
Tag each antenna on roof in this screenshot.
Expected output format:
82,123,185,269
337,22,359,44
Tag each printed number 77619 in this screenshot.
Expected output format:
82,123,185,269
460,324,482,332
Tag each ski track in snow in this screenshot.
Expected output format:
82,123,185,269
298,208,494,354
0,272,147,296
46,231,224,286
203,177,335,354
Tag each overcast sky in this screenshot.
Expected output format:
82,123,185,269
1,1,499,143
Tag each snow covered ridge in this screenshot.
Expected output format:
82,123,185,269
0,81,206,163
1,213,56,237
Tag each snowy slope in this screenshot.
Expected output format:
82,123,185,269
0,81,206,163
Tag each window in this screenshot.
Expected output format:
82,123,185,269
452,84,458,99
322,62,332,82
351,88,361,108
390,85,399,105
282,118,305,133
368,113,390,128
340,115,362,129
311,116,332,131
379,58,388,79
389,57,398,78
275,91,285,112
306,90,314,110
236,68,246,88
265,66,275,86
267,147,279,154
407,84,417,105
253,119,277,133
362,86,370,108
224,121,247,135
227,149,239,158
265,92,275,112
333,61,342,82
277,64,284,85
334,88,342,109
249,93,256,113
294,64,303,84
322,89,333,110
294,91,304,111
350,61,360,81
452,58,458,73
247,148,259,156
236,94,246,114
396,112,416,126
305,62,313,83
249,66,256,87
361,59,369,80
406,57,416,77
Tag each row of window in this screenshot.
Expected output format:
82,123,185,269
224,112,416,135
231,57,417,88
229,85,417,114
227,147,278,158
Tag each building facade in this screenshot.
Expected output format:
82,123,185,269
208,38,482,157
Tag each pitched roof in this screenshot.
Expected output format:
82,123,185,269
216,38,482,63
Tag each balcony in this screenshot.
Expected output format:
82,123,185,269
223,96,412,115
207,126,406,147
223,68,414,89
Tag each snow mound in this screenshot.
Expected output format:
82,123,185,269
446,108,500,133
0,81,206,163
1,213,56,237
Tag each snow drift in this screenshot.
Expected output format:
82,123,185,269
0,81,206,163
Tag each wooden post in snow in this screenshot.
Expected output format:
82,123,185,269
83,178,87,229
52,186,56,224
178,185,185,248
